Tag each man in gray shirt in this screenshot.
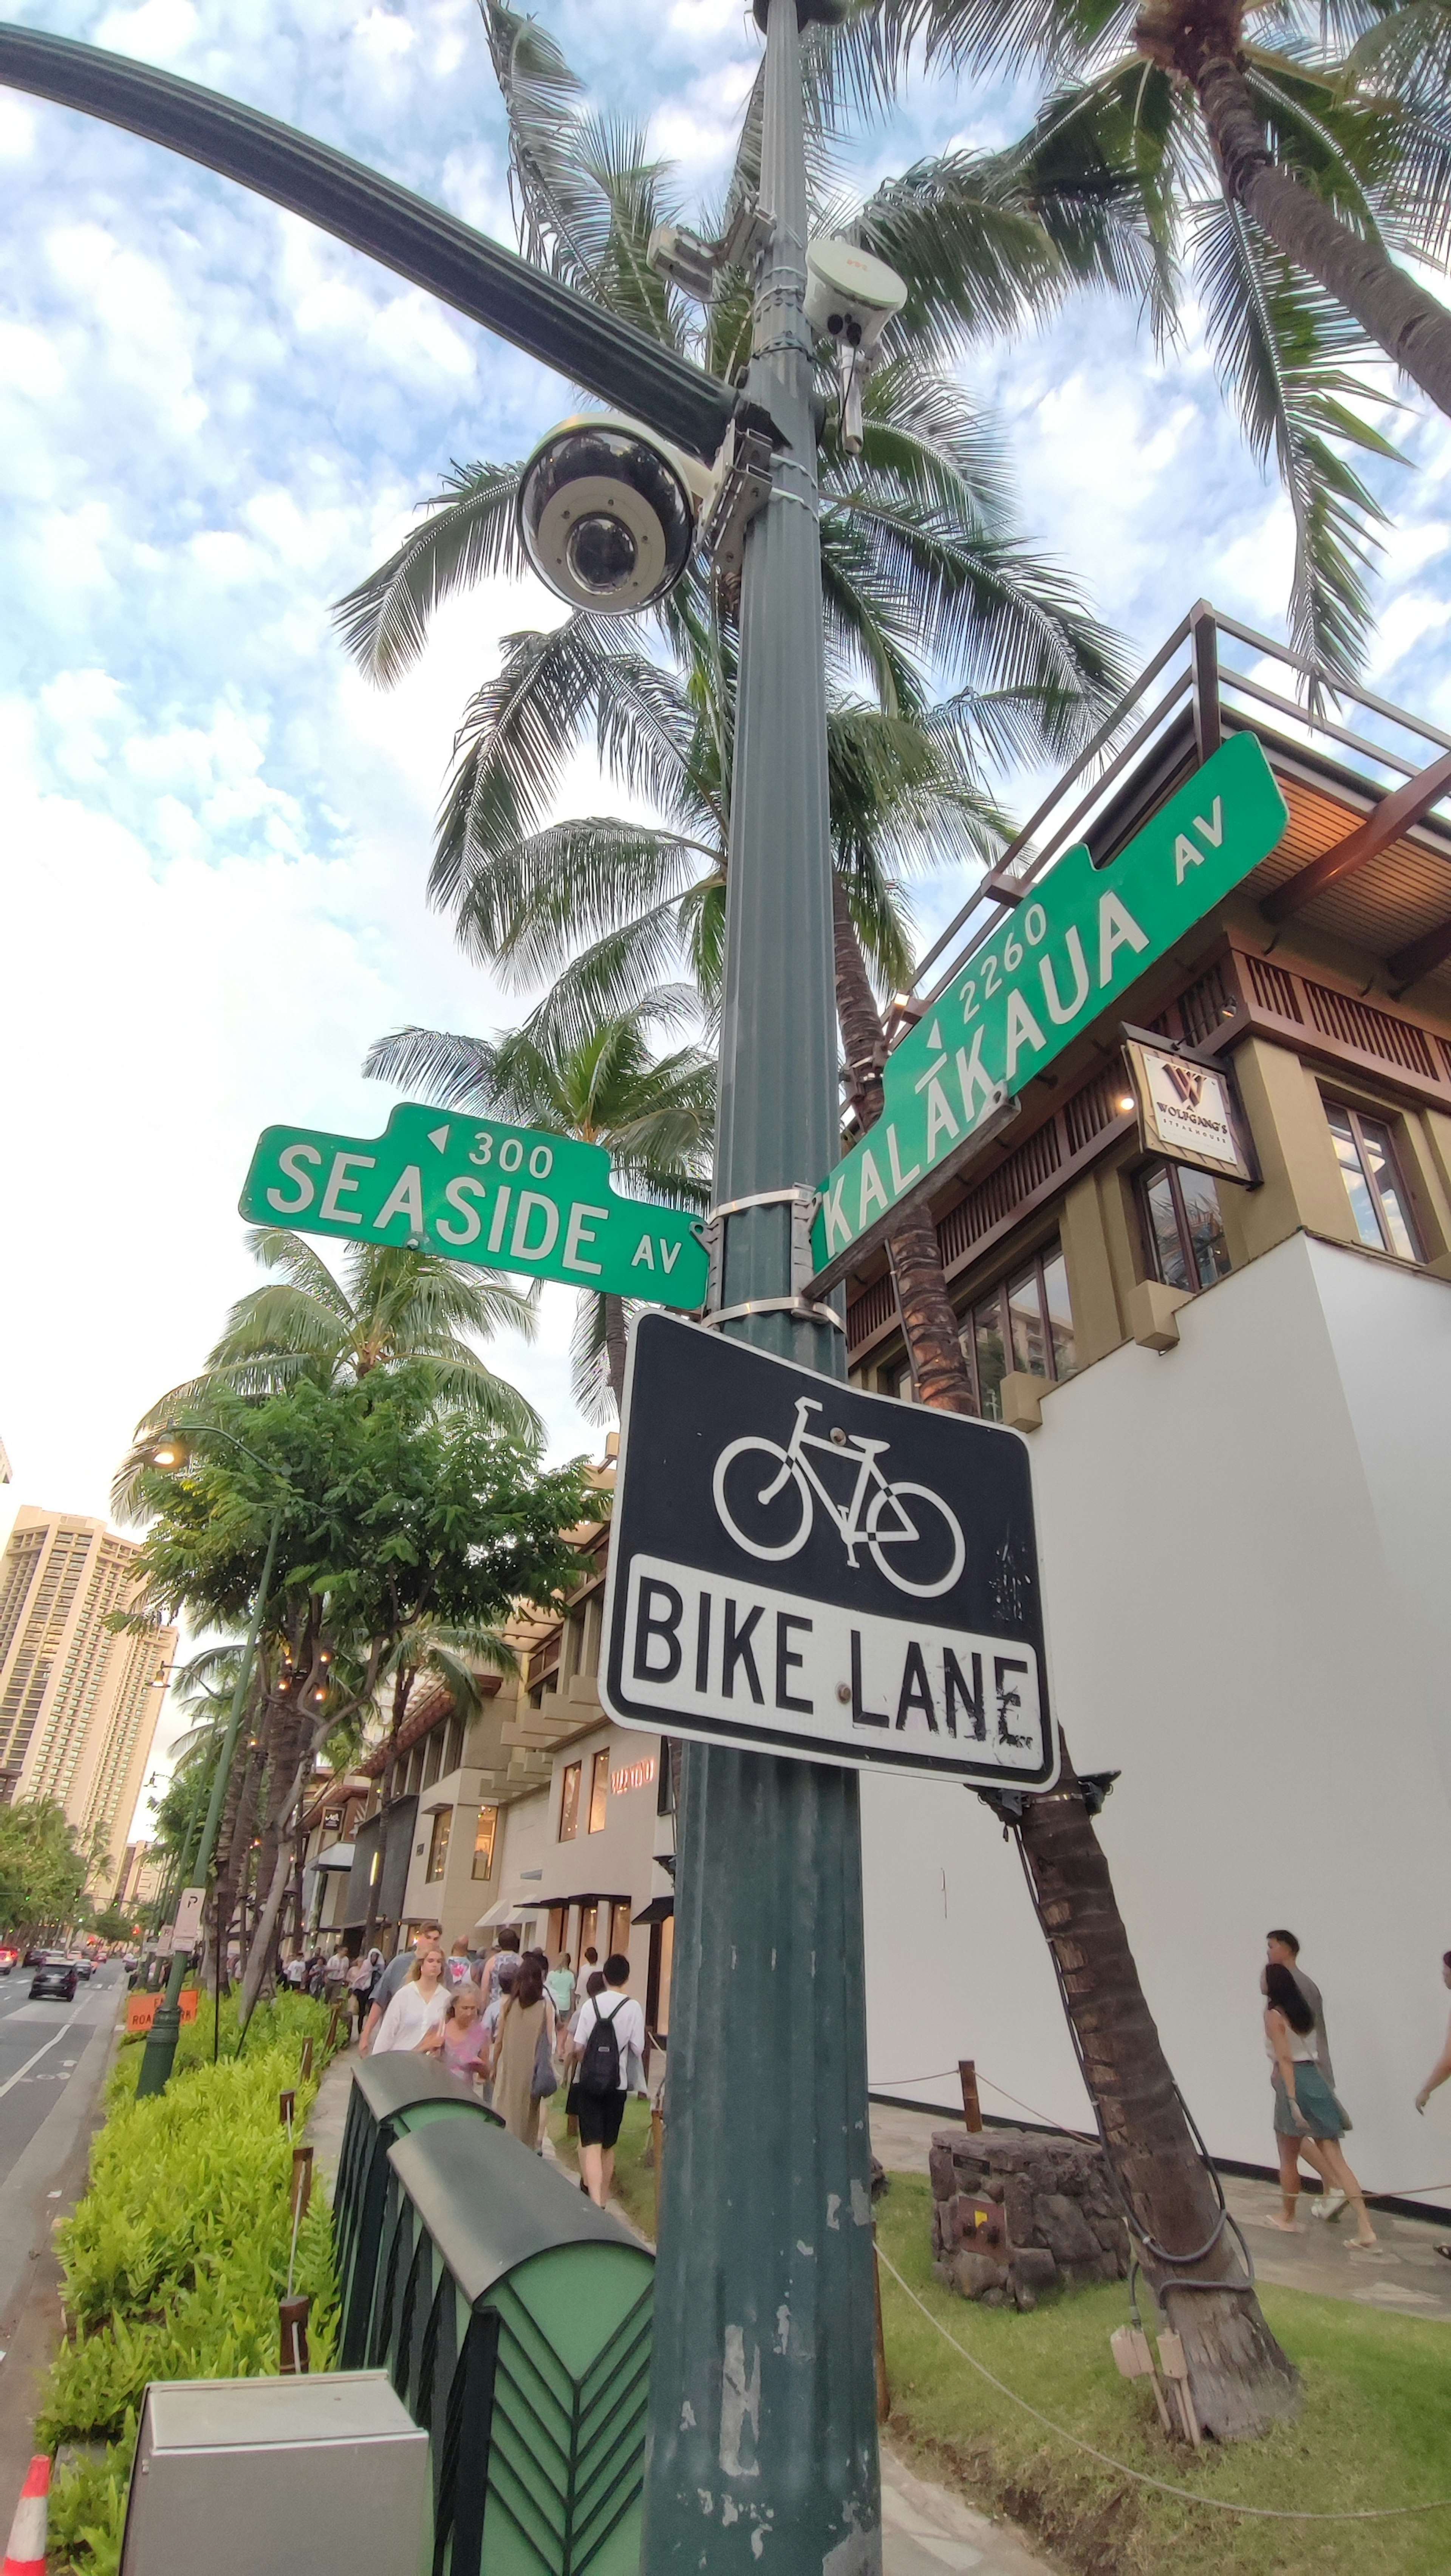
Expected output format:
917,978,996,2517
360,1920,442,2054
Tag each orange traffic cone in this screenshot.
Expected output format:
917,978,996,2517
2,2456,48,2576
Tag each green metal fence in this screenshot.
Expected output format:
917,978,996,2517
372,2116,653,2576
334,2054,502,2368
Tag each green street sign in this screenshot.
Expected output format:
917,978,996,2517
812,732,1289,1277
240,1102,709,1308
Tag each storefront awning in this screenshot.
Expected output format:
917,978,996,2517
633,1896,674,1926
311,1843,356,1871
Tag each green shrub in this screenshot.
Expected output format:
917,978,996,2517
43,2002,342,2574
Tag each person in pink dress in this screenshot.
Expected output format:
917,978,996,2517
418,1980,488,2084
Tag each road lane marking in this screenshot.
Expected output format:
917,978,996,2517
0,2027,72,2101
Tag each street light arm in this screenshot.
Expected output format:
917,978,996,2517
0,23,738,464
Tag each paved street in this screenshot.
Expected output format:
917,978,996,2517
0,1963,124,2508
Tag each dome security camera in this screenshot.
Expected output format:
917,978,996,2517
517,414,715,613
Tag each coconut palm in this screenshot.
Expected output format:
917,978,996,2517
136,1232,543,1450
855,0,1451,675
365,1011,715,1415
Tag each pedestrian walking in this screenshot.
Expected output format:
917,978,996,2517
348,1948,381,2045
1262,1962,1376,2246
1266,1928,1346,2222
371,1943,450,2056
478,1924,522,2006
420,1982,489,2084
546,1951,576,2032
446,1940,474,1987
360,1921,442,2054
490,1955,554,2149
572,1953,647,2211
1414,1951,1451,2116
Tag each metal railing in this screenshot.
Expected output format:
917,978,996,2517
908,600,1451,1017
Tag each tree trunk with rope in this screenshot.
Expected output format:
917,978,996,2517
1135,8,1451,418
832,894,1297,2436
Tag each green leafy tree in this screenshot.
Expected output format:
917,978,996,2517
117,1368,592,2008
365,1012,715,1416
135,1232,543,1458
0,1799,93,1939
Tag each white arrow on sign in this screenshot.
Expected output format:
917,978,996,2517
427,1125,451,1152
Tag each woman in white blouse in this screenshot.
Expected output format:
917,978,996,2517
371,1943,449,2054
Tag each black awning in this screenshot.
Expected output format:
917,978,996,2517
633,1896,674,1926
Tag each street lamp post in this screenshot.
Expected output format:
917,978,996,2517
135,1433,285,2099
0,10,881,2542
641,4,881,2568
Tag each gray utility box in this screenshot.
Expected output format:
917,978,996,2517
119,2371,428,2576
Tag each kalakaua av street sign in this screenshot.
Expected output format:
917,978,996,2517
810,731,1289,1281
600,1313,1057,1786
239,1102,709,1308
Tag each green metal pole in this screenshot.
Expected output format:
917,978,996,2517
641,3,880,2567
135,1507,282,2098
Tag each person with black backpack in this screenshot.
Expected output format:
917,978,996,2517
572,1952,646,2208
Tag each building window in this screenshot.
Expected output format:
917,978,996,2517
422,1729,442,1791
588,1748,609,1833
958,1241,1077,1421
444,1712,466,1775
559,1762,582,1842
1324,1100,1421,1260
425,1808,452,1882
471,1805,498,1880
1138,1160,1232,1293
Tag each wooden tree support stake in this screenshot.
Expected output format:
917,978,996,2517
291,2145,314,2223
278,2088,296,2130
299,2034,314,2079
958,2059,982,2133
279,2294,310,2375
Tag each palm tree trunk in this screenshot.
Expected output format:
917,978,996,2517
603,1292,630,1414
1185,43,1451,416
832,896,1297,2436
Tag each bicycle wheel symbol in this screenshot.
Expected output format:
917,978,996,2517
713,1437,812,1561
865,1481,964,1598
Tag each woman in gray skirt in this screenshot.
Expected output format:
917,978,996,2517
1264,1961,1377,2246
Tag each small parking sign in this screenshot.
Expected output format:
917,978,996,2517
600,1314,1058,1786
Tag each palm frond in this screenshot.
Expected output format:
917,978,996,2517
331,463,526,684
1188,194,1398,678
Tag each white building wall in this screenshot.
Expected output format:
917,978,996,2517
862,1231,1451,2213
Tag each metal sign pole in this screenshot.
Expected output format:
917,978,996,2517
640,2,881,2566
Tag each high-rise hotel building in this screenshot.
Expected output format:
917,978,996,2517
0,1509,175,1870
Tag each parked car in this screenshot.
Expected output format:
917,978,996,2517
69,1954,95,1978
29,1955,79,2001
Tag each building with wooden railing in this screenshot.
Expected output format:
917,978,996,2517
846,604,1451,2212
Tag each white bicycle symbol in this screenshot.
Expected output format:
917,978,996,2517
712,1396,966,1599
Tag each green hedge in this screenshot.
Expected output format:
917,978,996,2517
45,1997,345,2576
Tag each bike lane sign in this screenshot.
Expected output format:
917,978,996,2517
599,1312,1058,1786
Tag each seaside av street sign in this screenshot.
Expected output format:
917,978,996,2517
600,1313,1057,1786
811,731,1289,1280
240,1101,709,1308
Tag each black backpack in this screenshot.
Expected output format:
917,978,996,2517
578,1997,625,2098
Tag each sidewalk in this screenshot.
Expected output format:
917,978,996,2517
869,2100,1451,2322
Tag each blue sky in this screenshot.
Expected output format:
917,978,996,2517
2,0,1449,1805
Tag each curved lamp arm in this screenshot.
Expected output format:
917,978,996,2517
0,22,738,463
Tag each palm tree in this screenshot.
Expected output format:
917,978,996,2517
862,0,1451,674
137,1231,543,1449
365,1012,715,1414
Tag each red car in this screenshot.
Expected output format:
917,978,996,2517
0,1945,19,1974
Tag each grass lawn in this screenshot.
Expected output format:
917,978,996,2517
876,2172,1451,2576
541,2118,1451,2573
